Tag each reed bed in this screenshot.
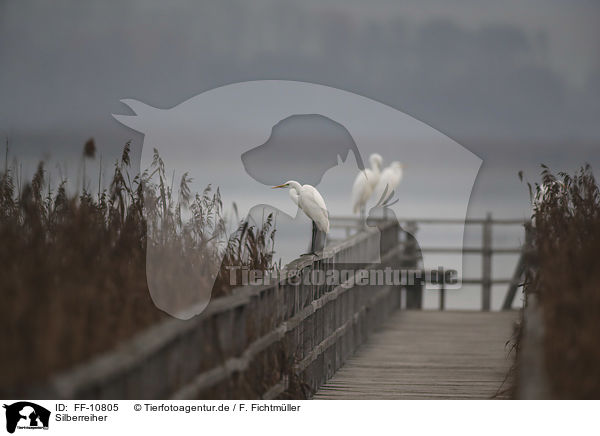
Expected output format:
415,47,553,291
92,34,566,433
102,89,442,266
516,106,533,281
515,164,600,398
0,141,276,395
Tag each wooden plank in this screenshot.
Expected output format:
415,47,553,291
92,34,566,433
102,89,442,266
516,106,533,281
314,310,517,400
29,220,404,400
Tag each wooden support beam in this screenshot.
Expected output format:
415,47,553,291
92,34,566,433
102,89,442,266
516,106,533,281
481,213,493,311
403,221,423,309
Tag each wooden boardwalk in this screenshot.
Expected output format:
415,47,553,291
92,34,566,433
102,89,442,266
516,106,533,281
314,310,517,399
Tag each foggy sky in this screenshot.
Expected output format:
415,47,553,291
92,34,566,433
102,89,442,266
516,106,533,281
2,1,599,138
2,0,598,309
1,0,599,212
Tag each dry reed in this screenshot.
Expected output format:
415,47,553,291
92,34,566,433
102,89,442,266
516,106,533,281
0,141,276,395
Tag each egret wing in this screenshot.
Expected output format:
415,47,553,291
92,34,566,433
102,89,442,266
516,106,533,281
300,185,330,233
351,169,374,213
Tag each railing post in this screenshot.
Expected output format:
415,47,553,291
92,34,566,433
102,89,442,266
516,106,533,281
403,220,423,309
502,220,532,310
481,212,492,311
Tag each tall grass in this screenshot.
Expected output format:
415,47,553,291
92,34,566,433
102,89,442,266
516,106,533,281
0,141,276,395
518,164,600,398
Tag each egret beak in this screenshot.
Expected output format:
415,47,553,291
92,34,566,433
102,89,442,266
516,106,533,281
272,184,287,189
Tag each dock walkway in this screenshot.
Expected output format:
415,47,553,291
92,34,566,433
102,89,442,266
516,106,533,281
314,310,516,399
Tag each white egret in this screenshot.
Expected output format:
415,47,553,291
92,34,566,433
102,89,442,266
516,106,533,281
351,153,383,218
373,161,404,206
272,181,329,254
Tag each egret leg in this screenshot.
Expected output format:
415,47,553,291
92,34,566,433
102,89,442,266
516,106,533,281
301,221,318,256
361,206,369,230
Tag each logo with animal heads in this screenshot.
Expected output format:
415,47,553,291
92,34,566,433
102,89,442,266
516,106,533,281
113,80,481,319
3,402,50,434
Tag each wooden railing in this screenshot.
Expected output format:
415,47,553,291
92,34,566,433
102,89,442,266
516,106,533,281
330,214,530,311
29,220,406,400
26,214,529,400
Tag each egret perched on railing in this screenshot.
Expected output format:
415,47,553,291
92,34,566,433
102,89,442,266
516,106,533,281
272,181,329,254
351,153,383,219
373,161,404,207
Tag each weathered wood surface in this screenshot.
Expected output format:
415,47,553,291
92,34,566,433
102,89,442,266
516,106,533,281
314,310,517,399
28,220,405,399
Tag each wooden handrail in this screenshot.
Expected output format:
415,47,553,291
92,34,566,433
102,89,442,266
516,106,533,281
28,220,406,400
330,216,529,226
420,247,523,254
329,214,530,311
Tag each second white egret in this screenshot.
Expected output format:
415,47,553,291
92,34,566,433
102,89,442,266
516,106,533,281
373,161,404,206
351,153,383,218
